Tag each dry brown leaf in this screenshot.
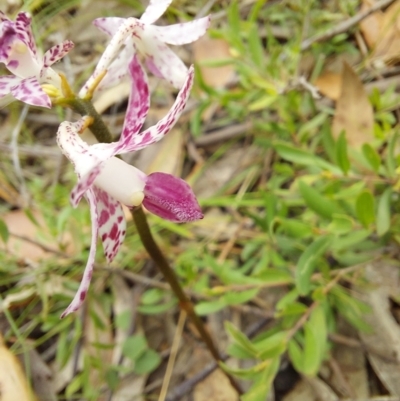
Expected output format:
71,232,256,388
194,369,239,401
0,333,38,401
331,62,374,148
1,210,52,260
188,347,238,401
330,319,369,399
0,168,21,207
359,0,400,64
25,349,57,401
112,375,146,401
0,209,75,261
314,72,342,100
193,35,235,89
358,263,400,396
360,0,384,49
283,377,338,401
193,145,261,198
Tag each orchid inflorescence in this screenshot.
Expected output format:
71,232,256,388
0,1,209,317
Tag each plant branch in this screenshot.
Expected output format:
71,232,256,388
132,206,243,395
301,0,395,51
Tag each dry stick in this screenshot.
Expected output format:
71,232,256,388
132,207,243,395
300,0,396,51
158,310,187,401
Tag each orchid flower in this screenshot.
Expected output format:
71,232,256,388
0,11,73,108
57,55,202,317
79,0,209,96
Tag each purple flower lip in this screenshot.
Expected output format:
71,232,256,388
143,172,203,222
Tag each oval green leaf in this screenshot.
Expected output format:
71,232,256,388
355,190,375,228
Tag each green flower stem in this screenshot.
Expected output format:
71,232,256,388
66,97,114,143
132,206,243,395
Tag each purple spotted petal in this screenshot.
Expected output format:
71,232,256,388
43,40,74,68
61,188,98,318
57,119,103,179
80,18,143,98
117,65,194,153
14,12,37,57
152,17,210,45
140,0,173,24
93,17,125,37
0,18,18,63
143,172,203,222
94,187,126,263
11,76,51,108
70,163,104,207
118,55,149,146
0,75,21,97
137,34,187,88
96,45,133,90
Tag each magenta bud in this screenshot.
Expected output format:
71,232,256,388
143,172,203,222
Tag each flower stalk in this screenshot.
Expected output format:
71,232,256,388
67,97,114,144
132,206,243,395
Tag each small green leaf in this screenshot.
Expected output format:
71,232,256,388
376,188,392,236
227,343,255,359
362,143,381,172
249,94,277,111
223,288,259,305
225,321,258,356
276,288,299,311
241,358,280,401
304,304,327,375
274,143,340,174
288,339,303,372
66,373,83,398
122,335,147,362
335,131,350,174
137,298,177,315
134,349,161,374
248,24,264,68
299,181,340,219
331,229,371,251
296,236,331,295
141,288,165,305
355,190,375,228
0,218,9,243
254,331,287,359
327,214,354,234
194,299,227,316
220,359,275,381
302,322,320,376
276,218,313,238
276,302,308,317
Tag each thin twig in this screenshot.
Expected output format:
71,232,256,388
301,0,396,51
158,311,187,401
194,121,252,147
10,105,29,207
